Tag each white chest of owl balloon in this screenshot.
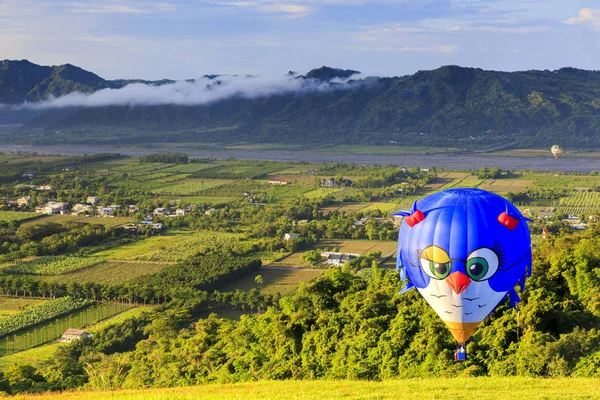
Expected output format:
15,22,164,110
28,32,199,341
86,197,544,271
395,188,532,361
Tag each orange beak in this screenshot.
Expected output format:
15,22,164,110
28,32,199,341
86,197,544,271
447,271,471,294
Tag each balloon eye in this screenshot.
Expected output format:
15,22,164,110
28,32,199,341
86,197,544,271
430,261,451,279
420,246,451,280
466,258,488,281
466,248,499,281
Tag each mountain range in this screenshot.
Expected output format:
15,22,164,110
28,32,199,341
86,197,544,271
1,59,600,149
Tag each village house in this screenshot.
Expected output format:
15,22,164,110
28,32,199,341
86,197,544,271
86,196,100,205
284,233,299,240
537,211,555,219
36,201,68,215
36,185,52,191
175,208,188,216
61,329,93,343
326,253,358,266
72,203,93,214
16,196,31,207
128,205,139,214
99,205,122,216
153,207,172,217
22,172,34,178
353,217,370,227
323,179,336,187
268,180,288,185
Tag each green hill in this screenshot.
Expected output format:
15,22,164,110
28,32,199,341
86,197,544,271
3,60,600,149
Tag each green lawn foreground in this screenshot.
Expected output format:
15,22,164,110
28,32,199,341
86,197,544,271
11,378,600,400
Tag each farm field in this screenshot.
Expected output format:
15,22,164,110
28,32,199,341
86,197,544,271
20,214,134,228
0,302,132,356
0,298,47,318
5,256,104,275
150,179,233,196
91,231,238,262
220,268,323,295
0,211,41,223
37,260,171,284
273,240,397,267
13,377,600,400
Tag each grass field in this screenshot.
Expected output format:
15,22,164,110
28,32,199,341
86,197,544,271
20,215,133,228
38,260,171,284
220,268,323,295
91,231,237,262
0,298,47,318
13,377,600,399
0,211,41,223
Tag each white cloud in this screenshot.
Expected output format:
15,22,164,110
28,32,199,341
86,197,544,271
67,1,176,14
222,1,311,15
9,74,367,110
565,8,600,29
345,44,457,53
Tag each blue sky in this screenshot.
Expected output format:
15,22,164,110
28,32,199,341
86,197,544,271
0,0,599,80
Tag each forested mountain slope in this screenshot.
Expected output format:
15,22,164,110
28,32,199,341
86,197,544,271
2,60,600,148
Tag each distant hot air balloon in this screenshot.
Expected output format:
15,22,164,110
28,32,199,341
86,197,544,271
551,145,562,159
394,188,532,361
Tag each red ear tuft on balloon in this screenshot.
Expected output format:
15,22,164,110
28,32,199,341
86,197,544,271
405,210,425,227
498,212,519,230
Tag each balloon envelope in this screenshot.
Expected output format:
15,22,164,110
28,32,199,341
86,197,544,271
395,188,531,343
551,145,562,158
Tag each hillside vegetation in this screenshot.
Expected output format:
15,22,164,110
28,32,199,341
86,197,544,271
2,61,600,148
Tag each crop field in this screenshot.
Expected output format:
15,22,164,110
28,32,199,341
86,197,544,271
38,260,171,284
5,256,104,275
159,163,222,174
0,298,47,318
319,202,372,213
315,240,397,255
531,174,600,188
191,161,290,179
0,302,132,356
303,188,343,199
151,179,233,196
0,211,41,223
92,232,237,261
360,202,401,213
0,341,63,370
0,297,92,339
274,240,397,267
264,186,314,201
20,214,134,228
558,192,600,211
156,196,234,204
220,268,323,295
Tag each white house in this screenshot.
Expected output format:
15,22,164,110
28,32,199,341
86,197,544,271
37,201,67,215
61,329,93,343
176,208,188,216
326,253,358,266
72,203,93,214
284,233,299,240
16,196,31,207
86,196,100,205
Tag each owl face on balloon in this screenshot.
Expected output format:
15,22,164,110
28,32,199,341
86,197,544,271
396,188,532,343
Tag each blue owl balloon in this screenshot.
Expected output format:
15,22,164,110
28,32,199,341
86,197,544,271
395,188,531,358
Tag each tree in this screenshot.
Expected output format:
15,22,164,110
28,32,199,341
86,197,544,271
302,250,323,265
255,275,264,285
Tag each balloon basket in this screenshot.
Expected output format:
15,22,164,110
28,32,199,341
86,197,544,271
453,343,467,361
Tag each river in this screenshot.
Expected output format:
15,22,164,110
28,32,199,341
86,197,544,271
1,144,599,172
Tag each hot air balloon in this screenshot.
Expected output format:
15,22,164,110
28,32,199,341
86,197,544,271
551,145,562,159
394,188,531,361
